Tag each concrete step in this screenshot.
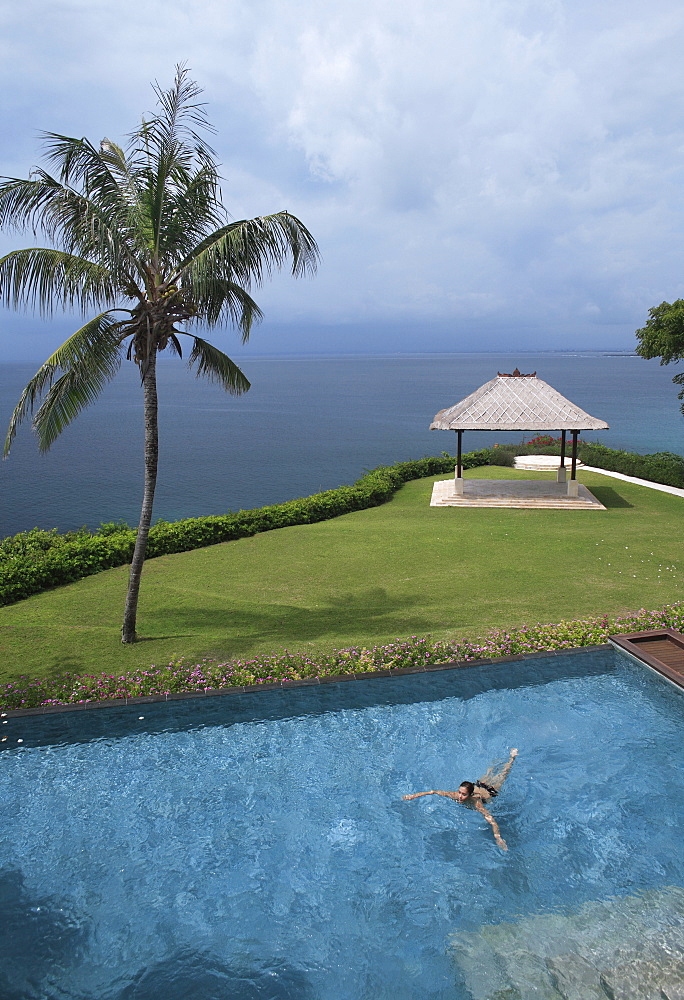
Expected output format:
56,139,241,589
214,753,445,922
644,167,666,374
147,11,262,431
430,479,606,510
450,886,684,1000
546,952,608,999
599,948,684,1000
431,498,600,509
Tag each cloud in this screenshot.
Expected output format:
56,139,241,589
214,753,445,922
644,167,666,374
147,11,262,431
1,0,684,357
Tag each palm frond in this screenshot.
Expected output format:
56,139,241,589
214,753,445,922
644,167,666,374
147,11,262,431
167,332,183,357
4,312,123,455
154,164,224,261
40,136,142,247
128,66,220,260
0,248,118,315
135,65,217,166
46,139,155,267
174,212,319,305
174,212,319,326
0,173,148,292
187,276,262,341
41,133,128,201
98,138,153,245
186,336,250,394
0,173,63,232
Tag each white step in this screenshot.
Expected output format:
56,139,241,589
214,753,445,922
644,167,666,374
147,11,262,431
514,455,585,471
450,886,684,1000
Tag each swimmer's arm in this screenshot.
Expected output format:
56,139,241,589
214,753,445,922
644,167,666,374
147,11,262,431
402,790,459,801
475,798,508,851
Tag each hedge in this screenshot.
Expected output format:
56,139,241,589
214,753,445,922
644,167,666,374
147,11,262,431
0,451,489,606
2,441,680,608
490,439,684,488
577,443,684,488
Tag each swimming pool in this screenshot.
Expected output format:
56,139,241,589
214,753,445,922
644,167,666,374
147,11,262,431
1,647,683,999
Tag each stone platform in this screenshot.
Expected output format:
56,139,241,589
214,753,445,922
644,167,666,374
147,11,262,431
430,479,606,510
514,455,585,472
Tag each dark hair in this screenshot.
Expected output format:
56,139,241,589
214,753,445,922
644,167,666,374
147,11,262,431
459,781,474,796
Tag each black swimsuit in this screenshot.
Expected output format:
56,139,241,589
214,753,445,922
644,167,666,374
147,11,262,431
474,780,498,797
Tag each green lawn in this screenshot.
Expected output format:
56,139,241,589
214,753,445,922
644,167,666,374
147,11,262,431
1,466,682,684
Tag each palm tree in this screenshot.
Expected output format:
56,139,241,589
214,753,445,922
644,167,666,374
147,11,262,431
0,67,319,642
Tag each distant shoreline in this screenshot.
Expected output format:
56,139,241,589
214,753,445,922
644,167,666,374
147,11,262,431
0,348,643,364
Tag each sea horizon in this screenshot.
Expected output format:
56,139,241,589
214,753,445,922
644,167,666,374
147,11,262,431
0,347,642,364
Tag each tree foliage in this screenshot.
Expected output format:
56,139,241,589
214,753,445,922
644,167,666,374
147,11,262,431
635,300,684,415
0,66,319,641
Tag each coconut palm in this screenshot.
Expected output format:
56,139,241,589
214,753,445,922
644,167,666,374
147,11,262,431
0,67,319,642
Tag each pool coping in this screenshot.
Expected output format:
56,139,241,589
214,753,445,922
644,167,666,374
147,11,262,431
0,643,614,719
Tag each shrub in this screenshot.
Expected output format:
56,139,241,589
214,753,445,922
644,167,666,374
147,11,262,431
97,521,133,536
0,451,491,606
0,532,136,605
578,443,684,488
490,439,684,488
488,446,516,467
527,435,562,448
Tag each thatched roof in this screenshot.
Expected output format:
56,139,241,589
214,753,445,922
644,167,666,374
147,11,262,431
430,371,609,432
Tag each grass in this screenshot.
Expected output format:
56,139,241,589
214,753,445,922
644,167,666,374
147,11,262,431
1,465,682,686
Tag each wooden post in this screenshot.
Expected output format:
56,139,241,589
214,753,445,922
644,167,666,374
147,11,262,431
454,430,464,495
567,430,580,496
556,429,568,483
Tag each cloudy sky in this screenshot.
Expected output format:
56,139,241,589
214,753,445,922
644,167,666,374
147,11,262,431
1,0,684,359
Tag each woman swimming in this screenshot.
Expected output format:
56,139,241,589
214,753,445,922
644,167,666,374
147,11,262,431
402,748,518,851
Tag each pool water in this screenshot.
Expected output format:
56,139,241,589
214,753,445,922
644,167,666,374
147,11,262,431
1,648,683,999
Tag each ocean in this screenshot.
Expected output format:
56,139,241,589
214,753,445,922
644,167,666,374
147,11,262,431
0,351,682,538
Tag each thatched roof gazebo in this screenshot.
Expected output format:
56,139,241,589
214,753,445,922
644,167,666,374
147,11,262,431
430,369,609,508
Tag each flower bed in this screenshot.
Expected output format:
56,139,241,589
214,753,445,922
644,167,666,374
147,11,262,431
2,602,682,711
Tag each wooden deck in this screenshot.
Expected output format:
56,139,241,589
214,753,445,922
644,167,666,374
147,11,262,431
430,478,606,510
610,629,684,690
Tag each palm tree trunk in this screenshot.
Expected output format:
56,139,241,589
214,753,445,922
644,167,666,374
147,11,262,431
122,349,159,643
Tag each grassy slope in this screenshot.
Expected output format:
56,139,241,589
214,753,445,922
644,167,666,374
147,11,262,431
1,466,682,683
